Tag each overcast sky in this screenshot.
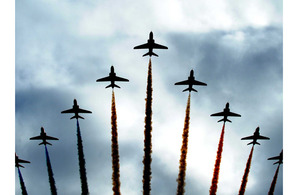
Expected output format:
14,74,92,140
14,0,283,194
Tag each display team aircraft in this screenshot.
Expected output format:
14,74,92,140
15,153,30,168
211,102,241,123
241,127,270,145
30,127,59,145
134,31,168,57
268,150,283,165
61,99,92,120
174,70,207,92
96,66,129,89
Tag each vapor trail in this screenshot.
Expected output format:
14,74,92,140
176,93,191,195
17,167,28,195
209,123,225,195
238,145,254,195
76,119,89,195
268,164,280,195
143,58,153,195
45,145,57,195
111,91,121,195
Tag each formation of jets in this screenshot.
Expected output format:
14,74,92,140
268,150,283,165
134,31,168,57
96,66,129,89
210,102,241,123
30,127,59,146
175,70,207,92
61,99,92,120
15,153,30,168
241,127,270,145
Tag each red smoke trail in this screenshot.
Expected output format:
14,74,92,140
111,91,121,195
45,145,57,195
76,119,89,195
209,123,226,195
143,58,153,195
268,164,281,195
176,93,191,195
17,167,28,195
238,145,254,195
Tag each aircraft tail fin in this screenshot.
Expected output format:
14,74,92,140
39,141,52,146
183,87,197,92
70,115,84,120
218,118,232,123
114,84,120,88
247,141,260,145
143,51,158,57
106,84,113,88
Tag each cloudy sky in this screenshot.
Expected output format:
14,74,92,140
14,0,284,194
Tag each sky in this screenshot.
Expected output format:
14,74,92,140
12,0,286,194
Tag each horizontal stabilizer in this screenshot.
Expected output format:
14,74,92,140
39,141,52,146
183,88,197,92
70,115,84,120
218,118,232,123
143,52,158,57
247,141,260,145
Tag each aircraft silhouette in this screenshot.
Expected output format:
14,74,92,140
174,70,207,92
15,153,30,168
61,99,92,120
210,102,241,123
30,127,59,145
241,127,270,145
268,150,283,165
134,31,168,57
96,66,129,89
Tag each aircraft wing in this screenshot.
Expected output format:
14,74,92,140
227,111,241,117
241,135,255,140
257,135,270,140
61,108,75,113
175,80,189,85
45,135,59,140
134,43,149,49
18,159,30,164
192,80,207,86
114,76,129,82
268,156,280,160
30,135,42,140
210,111,225,116
152,42,168,49
96,76,111,82
77,108,92,113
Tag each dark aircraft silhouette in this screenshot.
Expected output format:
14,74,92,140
96,66,129,89
134,31,168,57
30,127,59,145
241,127,270,145
210,102,241,123
174,70,207,92
268,150,283,165
61,99,92,120
15,153,30,168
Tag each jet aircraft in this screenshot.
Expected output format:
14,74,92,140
241,127,270,145
15,153,30,168
134,31,168,57
30,127,59,145
268,150,283,165
96,66,129,89
61,99,92,120
210,102,241,123
174,70,207,92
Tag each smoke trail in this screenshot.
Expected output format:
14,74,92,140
176,93,191,195
111,91,121,195
18,167,28,195
209,123,226,195
45,145,57,195
268,164,280,195
238,145,254,195
76,119,89,195
143,58,153,195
